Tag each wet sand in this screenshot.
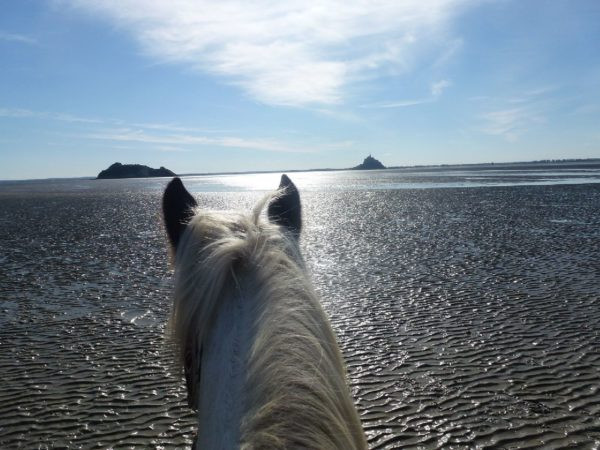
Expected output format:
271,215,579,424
1,179,599,448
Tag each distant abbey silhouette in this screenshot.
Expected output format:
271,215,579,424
353,155,386,170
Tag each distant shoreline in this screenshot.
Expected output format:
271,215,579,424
178,158,600,177
3,158,600,182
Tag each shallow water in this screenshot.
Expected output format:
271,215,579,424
1,169,600,448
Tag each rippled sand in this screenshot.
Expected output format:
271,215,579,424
1,182,599,448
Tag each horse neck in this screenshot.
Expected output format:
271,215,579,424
193,272,367,449
195,282,256,449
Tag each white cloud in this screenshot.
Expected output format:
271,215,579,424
481,106,546,142
0,107,102,123
479,87,552,141
432,38,462,67
64,0,470,106
0,107,234,133
85,127,329,153
0,31,37,45
361,79,451,108
363,98,433,108
481,108,526,142
1,105,348,153
431,79,451,96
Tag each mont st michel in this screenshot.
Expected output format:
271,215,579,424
352,155,386,170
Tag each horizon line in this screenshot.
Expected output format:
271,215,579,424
2,158,600,183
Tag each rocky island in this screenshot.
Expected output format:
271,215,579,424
353,155,386,170
97,162,176,179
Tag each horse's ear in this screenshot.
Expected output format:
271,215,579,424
268,174,302,236
163,177,197,249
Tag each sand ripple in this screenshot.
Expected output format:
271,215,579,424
1,184,600,448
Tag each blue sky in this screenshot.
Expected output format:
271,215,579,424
1,0,599,179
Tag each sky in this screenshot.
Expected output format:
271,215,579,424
1,0,599,180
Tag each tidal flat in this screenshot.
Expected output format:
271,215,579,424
1,169,599,448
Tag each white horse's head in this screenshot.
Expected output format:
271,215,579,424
162,175,366,449
163,174,301,252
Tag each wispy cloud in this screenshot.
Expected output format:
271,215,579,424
481,107,529,142
85,127,332,153
0,107,103,123
362,78,452,108
506,86,558,104
479,88,551,141
155,145,191,153
128,122,233,134
0,107,233,133
363,98,434,109
1,105,351,154
431,79,451,96
0,31,37,45
570,103,600,116
65,0,471,106
432,38,462,68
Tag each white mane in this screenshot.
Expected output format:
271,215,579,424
168,195,366,449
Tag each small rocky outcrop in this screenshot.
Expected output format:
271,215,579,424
97,162,176,179
353,155,386,170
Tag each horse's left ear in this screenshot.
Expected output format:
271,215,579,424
268,174,302,236
163,177,198,249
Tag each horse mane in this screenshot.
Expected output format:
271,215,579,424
168,194,366,449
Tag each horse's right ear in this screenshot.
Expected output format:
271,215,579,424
268,174,302,236
163,177,197,249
